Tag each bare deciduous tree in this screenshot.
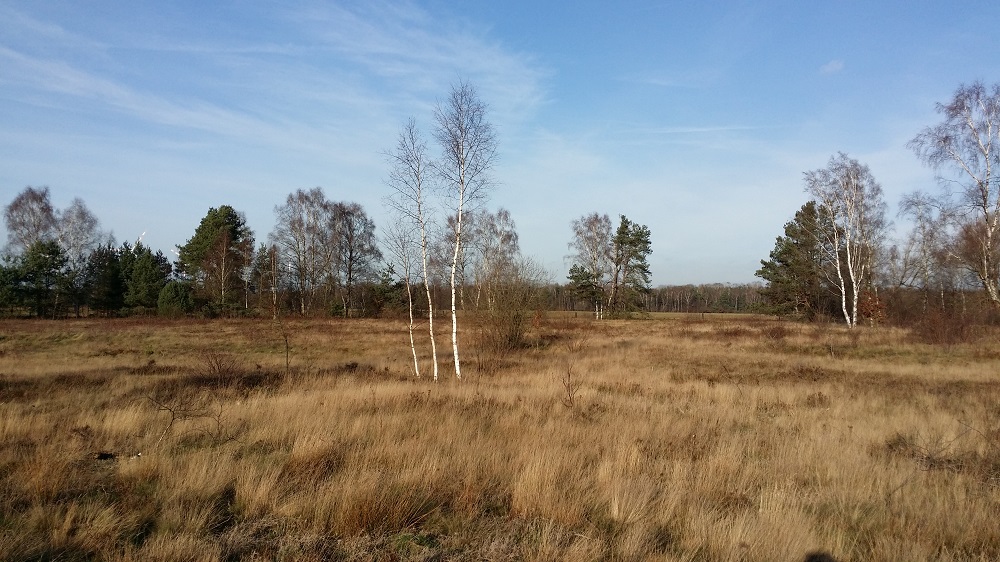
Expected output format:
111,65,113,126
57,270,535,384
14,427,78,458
385,119,439,380
4,186,58,256
384,220,422,378
470,208,519,312
270,191,382,317
896,192,960,311
804,153,888,328
433,80,497,379
270,188,338,315
333,202,382,317
57,198,107,272
250,243,280,319
908,81,1000,309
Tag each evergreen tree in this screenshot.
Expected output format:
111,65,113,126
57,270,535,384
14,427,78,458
158,281,195,317
177,206,253,308
20,240,69,318
118,241,138,289
608,215,652,315
84,244,124,316
0,257,22,316
756,201,831,319
567,263,603,314
125,245,171,310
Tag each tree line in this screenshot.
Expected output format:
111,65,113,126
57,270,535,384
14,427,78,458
5,79,999,340
0,187,390,320
756,81,1000,329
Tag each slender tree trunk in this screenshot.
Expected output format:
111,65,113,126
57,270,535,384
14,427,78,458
845,240,859,328
424,276,438,381
270,249,279,320
450,205,464,380
418,213,438,382
404,276,419,377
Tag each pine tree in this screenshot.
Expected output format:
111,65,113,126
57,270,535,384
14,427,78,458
756,201,830,319
608,216,652,315
84,244,124,316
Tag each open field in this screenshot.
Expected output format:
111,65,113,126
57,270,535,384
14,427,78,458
0,315,998,561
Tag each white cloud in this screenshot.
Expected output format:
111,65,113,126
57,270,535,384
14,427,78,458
820,59,845,75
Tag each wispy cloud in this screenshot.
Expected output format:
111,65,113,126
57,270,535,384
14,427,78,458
0,46,279,139
820,59,845,75
2,1,548,142
622,69,723,90
0,2,554,266
0,4,107,53
619,125,763,135
284,2,548,128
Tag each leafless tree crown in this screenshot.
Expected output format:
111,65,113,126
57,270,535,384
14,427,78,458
908,81,1000,307
3,186,58,255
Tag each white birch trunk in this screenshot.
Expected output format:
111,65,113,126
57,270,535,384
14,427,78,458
420,216,438,382
450,193,465,380
404,276,420,377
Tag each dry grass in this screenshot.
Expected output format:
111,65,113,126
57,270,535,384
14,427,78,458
0,315,998,561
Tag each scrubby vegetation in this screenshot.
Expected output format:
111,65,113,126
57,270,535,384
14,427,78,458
1,315,998,561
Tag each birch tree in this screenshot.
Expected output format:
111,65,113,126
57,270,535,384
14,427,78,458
804,153,888,328
896,192,959,311
57,198,110,316
384,221,422,377
908,81,1000,309
57,198,106,273
250,243,280,319
433,80,497,379
567,213,613,318
385,120,439,379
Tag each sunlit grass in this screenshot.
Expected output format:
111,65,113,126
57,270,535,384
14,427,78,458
0,315,998,561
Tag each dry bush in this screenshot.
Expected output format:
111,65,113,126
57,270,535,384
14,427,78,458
714,323,753,340
760,322,790,341
908,308,987,347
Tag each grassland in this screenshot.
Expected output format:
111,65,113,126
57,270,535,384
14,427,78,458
0,314,998,561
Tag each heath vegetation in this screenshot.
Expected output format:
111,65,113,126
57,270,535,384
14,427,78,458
1,314,998,561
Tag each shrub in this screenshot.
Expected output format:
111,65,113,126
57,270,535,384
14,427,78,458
472,258,547,356
158,281,195,317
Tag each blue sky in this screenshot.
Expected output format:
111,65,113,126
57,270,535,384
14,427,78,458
2,1,999,285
